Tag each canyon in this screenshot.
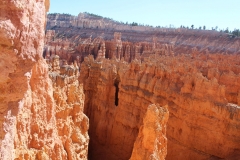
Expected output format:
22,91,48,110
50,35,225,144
44,13,240,160
0,1,168,159
0,1,240,160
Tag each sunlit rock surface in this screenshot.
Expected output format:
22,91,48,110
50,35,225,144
0,1,89,159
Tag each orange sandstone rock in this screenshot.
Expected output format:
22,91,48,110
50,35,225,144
130,104,169,160
78,52,240,159
49,55,89,159
79,56,169,160
45,13,240,160
0,0,89,159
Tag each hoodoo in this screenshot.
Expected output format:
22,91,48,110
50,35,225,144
0,1,240,160
45,13,240,160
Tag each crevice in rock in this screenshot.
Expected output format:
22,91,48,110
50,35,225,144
114,78,119,106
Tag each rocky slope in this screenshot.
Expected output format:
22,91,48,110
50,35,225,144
45,16,240,159
130,104,169,160
0,0,89,159
77,53,240,160
1,2,239,159
44,26,240,65
79,56,169,160
0,2,168,159
47,13,158,32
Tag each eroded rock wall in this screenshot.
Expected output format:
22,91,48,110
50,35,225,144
79,56,169,160
0,0,89,159
43,31,166,65
78,51,240,160
130,104,169,160
49,56,89,159
0,0,50,158
44,11,240,160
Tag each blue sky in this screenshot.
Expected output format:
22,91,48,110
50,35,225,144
49,0,239,31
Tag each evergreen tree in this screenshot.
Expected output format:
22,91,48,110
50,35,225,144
224,27,229,33
131,22,138,26
232,29,240,37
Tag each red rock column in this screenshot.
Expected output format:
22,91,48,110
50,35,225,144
130,104,169,160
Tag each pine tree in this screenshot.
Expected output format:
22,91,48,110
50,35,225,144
224,27,229,33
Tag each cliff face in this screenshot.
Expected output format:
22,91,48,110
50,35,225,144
76,49,240,159
49,56,89,159
0,0,50,158
79,56,169,160
0,0,89,159
6,1,240,159
44,17,240,158
130,104,169,160
44,26,240,66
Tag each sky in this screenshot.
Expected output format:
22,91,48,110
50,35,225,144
49,0,239,31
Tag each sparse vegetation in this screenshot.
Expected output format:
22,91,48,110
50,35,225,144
48,13,72,16
84,12,103,18
47,12,240,37
231,29,240,37
131,22,138,26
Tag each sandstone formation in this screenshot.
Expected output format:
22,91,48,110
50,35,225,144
48,55,89,159
44,22,240,66
0,0,89,159
1,1,240,159
130,104,169,160
43,30,175,65
44,22,240,158
76,52,240,159
79,56,169,160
